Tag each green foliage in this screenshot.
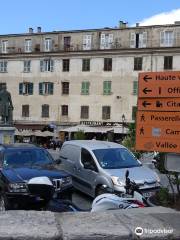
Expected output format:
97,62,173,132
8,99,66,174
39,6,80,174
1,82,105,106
156,187,170,205
122,122,142,158
74,130,86,140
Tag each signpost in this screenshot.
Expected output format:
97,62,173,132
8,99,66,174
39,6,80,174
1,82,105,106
135,71,180,153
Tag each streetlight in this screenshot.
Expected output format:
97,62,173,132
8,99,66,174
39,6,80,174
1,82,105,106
121,114,126,134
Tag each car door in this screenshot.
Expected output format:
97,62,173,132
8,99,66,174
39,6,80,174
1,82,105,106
59,144,80,178
73,147,99,196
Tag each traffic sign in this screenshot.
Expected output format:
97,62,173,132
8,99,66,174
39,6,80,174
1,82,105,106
136,111,180,125
138,71,180,98
138,98,180,111
135,137,180,153
136,71,180,153
136,124,180,140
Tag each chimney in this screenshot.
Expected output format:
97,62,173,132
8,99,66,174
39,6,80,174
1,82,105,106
136,23,139,27
37,27,41,33
119,21,127,29
29,28,33,33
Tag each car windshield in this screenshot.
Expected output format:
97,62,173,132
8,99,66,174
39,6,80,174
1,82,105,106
93,148,141,169
3,148,54,168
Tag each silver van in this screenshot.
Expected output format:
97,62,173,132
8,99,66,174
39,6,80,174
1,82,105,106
60,140,160,198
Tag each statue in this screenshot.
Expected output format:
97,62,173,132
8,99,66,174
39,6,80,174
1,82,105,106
0,85,13,125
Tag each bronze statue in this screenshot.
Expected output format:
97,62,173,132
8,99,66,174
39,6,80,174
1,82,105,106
0,85,13,125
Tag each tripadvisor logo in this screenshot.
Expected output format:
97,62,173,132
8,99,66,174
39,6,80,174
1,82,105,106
135,227,143,236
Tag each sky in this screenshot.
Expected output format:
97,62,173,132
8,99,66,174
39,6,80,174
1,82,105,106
0,0,180,34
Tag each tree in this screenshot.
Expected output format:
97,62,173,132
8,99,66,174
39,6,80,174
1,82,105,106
122,122,142,158
74,130,86,140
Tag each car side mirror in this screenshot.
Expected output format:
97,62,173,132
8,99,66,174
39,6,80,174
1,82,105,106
55,158,61,164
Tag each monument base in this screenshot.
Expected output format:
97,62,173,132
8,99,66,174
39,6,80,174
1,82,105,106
0,126,15,144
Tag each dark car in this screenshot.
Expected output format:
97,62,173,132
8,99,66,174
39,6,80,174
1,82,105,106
0,144,72,210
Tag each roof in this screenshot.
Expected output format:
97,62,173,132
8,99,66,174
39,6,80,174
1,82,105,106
63,140,125,151
0,143,38,150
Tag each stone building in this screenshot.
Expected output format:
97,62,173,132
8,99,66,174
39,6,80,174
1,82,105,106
0,21,180,131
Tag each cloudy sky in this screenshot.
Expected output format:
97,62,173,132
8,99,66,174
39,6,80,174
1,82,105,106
0,0,180,34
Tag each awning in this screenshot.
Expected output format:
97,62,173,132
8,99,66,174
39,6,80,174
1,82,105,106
34,130,54,137
61,125,113,133
15,129,34,136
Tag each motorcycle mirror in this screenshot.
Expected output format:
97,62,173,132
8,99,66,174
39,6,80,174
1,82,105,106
125,170,129,179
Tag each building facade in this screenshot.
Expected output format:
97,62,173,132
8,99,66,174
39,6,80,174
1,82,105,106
0,22,180,130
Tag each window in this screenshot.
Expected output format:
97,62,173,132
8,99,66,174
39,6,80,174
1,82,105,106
130,32,147,48
102,106,111,120
83,35,92,50
0,83,6,91
81,106,89,119
62,82,69,94
100,33,113,49
1,40,8,53
63,59,70,72
160,31,174,47
82,59,90,71
0,61,7,72
132,106,137,121
64,37,71,50
104,58,112,71
133,81,138,95
61,105,68,116
44,38,52,52
39,82,54,95
81,148,97,171
134,57,142,71
24,39,32,52
103,81,111,95
22,105,29,117
81,81,90,95
42,104,49,118
23,60,31,72
164,56,173,70
40,59,54,72
19,82,33,95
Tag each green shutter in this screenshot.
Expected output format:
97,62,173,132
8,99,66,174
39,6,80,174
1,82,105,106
39,82,43,95
19,83,23,95
49,83,54,94
81,82,89,95
28,83,33,95
103,81,111,95
133,81,138,95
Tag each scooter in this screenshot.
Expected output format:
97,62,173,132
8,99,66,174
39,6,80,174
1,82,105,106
91,170,153,212
27,170,153,213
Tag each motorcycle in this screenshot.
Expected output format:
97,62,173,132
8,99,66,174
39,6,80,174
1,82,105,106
27,170,154,213
91,170,154,212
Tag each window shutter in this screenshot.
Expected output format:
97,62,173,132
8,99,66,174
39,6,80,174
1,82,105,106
39,82,43,95
19,83,23,95
108,34,113,47
49,83,54,94
85,82,89,94
83,35,91,50
50,59,54,72
29,83,33,95
81,82,85,94
40,60,44,72
160,31,164,46
142,32,147,47
103,81,107,94
130,32,136,48
100,33,106,49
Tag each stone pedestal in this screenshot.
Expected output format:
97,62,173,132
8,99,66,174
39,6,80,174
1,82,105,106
0,126,15,144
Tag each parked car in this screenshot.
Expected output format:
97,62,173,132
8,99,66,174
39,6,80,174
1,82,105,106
59,140,160,198
0,144,72,210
